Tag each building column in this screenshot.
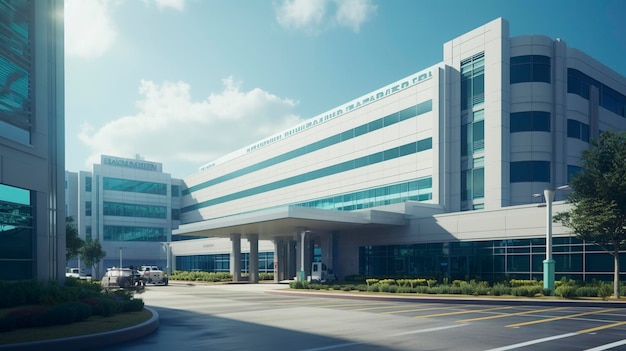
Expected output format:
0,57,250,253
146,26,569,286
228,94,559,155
230,233,241,282
248,234,259,284
287,239,297,280
273,239,284,283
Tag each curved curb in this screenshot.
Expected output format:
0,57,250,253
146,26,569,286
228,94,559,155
0,307,159,351
269,289,626,308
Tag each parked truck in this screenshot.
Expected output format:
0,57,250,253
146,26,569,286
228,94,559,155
137,265,168,285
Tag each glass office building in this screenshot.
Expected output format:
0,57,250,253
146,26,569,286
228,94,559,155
0,0,65,281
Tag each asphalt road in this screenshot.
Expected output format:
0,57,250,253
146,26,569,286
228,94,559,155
100,283,626,351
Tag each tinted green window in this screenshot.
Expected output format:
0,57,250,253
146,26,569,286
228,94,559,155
511,55,551,84
510,111,550,133
0,183,33,280
103,202,167,219
104,225,166,242
368,119,383,132
103,177,167,195
510,161,550,183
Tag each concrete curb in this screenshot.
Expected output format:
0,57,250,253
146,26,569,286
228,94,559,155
0,307,159,351
269,289,626,308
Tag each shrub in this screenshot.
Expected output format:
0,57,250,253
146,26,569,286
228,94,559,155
367,283,380,292
365,279,379,286
379,279,395,286
426,279,437,288
6,307,48,329
44,302,92,325
575,286,598,298
410,279,427,287
396,279,410,287
598,282,613,300
122,299,145,312
510,279,540,287
490,283,510,296
555,285,577,298
355,284,368,292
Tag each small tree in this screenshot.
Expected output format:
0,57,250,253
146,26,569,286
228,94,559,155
80,239,106,280
65,216,84,261
555,131,626,298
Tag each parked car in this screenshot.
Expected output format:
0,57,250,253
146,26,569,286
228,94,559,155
101,268,145,289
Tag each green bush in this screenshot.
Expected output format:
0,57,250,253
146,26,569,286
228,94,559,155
555,285,578,298
574,286,598,297
122,299,145,312
510,279,540,287
366,279,379,286
490,283,511,296
45,302,92,325
598,282,613,300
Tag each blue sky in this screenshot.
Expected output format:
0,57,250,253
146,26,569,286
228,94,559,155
64,0,626,178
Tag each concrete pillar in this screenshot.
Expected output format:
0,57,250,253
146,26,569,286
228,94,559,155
287,240,297,280
248,234,259,283
230,233,241,282
273,239,285,283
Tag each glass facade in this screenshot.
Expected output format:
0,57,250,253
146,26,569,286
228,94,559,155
294,177,433,211
182,137,433,213
183,100,433,196
567,119,590,142
0,183,33,280
510,111,551,133
568,68,626,117
461,53,485,210
103,225,166,242
103,177,167,195
103,201,167,219
359,237,626,283
510,55,551,84
0,0,32,144
510,161,550,183
176,252,275,273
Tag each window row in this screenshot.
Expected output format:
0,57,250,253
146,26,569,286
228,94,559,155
182,137,433,213
183,100,433,195
103,201,167,219
0,183,33,280
0,0,33,145
510,111,550,133
103,177,167,195
175,252,275,273
510,160,550,183
510,55,551,84
568,68,626,117
461,52,485,111
567,119,590,142
294,177,433,211
103,225,167,242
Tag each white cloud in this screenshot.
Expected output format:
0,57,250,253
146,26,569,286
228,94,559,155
78,78,301,177
64,0,118,58
144,0,186,11
274,0,327,32
335,0,376,33
274,0,376,34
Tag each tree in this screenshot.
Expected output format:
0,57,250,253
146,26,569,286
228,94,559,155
65,216,84,261
555,131,626,298
80,239,106,280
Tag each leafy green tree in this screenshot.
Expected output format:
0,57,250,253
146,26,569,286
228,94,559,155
555,131,626,298
80,239,106,280
65,216,84,261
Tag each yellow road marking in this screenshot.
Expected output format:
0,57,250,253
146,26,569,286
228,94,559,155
506,308,618,328
456,307,566,322
348,304,425,311
414,306,514,318
577,320,626,334
380,305,466,315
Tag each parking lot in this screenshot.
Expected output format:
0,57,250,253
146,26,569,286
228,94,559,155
105,283,626,351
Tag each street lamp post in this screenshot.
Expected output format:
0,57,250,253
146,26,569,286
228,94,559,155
535,185,570,293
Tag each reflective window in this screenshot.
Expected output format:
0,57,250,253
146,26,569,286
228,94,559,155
0,183,33,280
567,165,583,183
103,202,167,219
510,161,550,183
103,177,167,195
461,52,485,110
183,100,433,196
510,55,551,84
103,225,166,242
171,185,180,197
510,111,551,133
567,119,590,142
85,176,92,192
0,0,33,145
568,68,626,117
85,201,92,216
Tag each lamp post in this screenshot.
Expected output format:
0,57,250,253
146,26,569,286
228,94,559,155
534,185,570,293
119,246,124,268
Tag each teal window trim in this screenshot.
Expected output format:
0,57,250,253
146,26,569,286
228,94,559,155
181,137,433,213
183,100,433,196
103,177,167,195
103,201,167,219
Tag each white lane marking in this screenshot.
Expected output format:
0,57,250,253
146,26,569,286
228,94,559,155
391,323,468,336
584,339,626,351
483,332,578,351
299,324,468,351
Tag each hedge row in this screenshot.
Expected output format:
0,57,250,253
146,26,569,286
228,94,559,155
290,277,618,300
169,271,274,282
0,279,144,333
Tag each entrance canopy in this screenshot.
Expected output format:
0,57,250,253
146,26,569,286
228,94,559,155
173,205,409,240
